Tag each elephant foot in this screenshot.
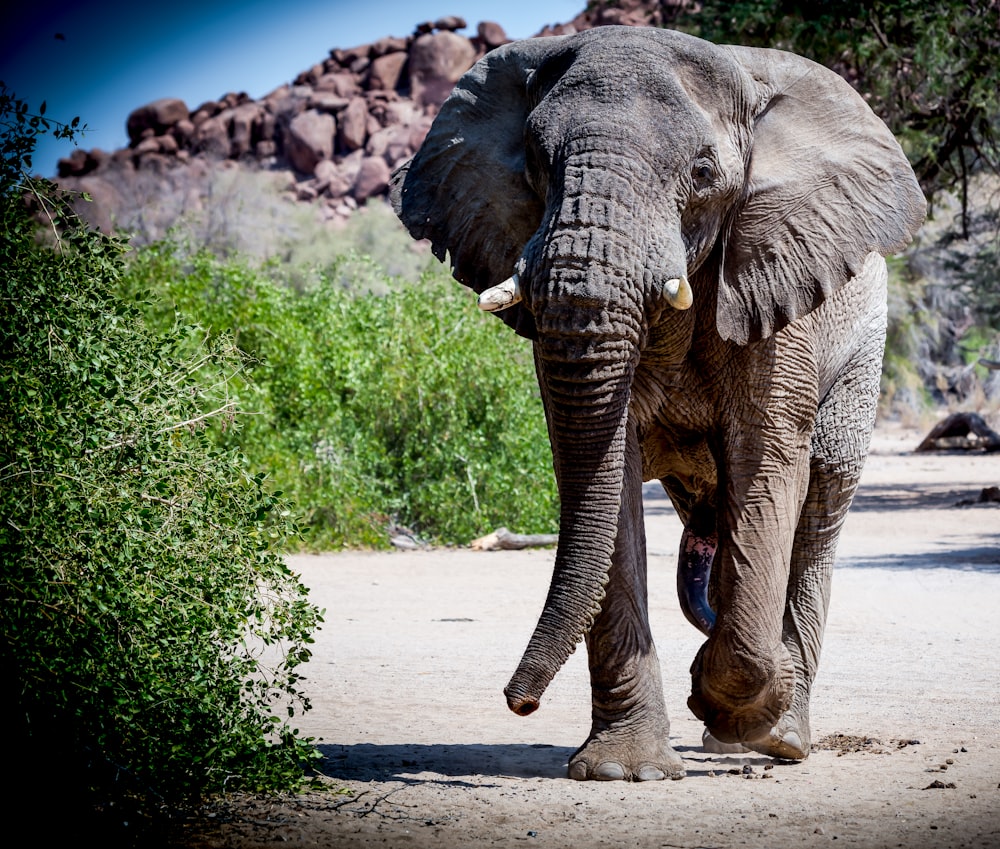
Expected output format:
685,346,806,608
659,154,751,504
568,725,685,782
688,639,796,747
701,727,750,755
745,712,811,760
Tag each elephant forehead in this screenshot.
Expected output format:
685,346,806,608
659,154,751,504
532,29,747,150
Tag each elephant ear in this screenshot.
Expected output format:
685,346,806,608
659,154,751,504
717,46,926,345
391,37,571,339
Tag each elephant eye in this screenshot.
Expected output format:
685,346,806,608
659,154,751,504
692,163,715,192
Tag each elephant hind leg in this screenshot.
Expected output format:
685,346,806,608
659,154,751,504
749,336,883,760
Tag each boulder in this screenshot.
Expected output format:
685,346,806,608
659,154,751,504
476,21,509,49
195,113,232,158
67,175,123,233
126,98,189,144
229,102,262,157
338,97,369,152
171,118,196,147
309,92,351,113
435,16,468,31
408,31,477,108
369,52,408,91
353,155,391,201
371,36,408,56
315,72,361,98
325,150,365,197
57,147,100,178
285,109,335,173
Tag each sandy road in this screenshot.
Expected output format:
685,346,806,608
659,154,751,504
178,424,1000,849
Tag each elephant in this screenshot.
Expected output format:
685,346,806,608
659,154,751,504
390,25,925,781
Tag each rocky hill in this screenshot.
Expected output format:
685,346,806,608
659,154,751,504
52,2,702,238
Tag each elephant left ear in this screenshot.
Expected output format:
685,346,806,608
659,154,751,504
717,46,926,345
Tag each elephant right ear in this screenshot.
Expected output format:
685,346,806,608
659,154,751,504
391,38,569,339
717,45,926,346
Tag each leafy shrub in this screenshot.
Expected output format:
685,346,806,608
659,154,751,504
1,89,322,835
120,244,559,549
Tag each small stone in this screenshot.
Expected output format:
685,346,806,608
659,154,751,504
814,827,825,835
946,758,955,764
742,764,753,774
764,763,774,771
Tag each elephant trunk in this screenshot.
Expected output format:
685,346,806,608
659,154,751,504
503,150,650,714
504,352,634,715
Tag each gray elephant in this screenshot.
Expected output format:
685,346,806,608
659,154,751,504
391,26,925,781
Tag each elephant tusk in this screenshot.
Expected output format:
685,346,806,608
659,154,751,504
478,274,522,312
664,276,693,311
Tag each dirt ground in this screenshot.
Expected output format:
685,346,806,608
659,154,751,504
173,422,1000,849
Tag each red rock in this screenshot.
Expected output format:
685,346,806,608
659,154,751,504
195,113,232,158
365,126,394,159
371,36,408,56
408,116,433,150
315,72,361,98
56,148,94,178
133,136,161,156
285,109,335,173
369,52,408,91
309,92,351,113
353,155,391,201
332,44,370,66
435,16,467,31
476,21,509,49
338,97,369,152
171,118,196,147
408,31,477,108
126,97,189,144
66,175,123,233
230,102,262,157
326,150,364,197
157,133,179,154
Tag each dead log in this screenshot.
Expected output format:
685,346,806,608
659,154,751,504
470,526,558,551
914,412,1000,453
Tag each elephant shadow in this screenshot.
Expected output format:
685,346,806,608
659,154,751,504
316,742,774,783
316,742,576,784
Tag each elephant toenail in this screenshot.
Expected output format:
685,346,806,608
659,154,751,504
636,765,666,781
568,761,589,781
593,762,626,780
780,730,804,756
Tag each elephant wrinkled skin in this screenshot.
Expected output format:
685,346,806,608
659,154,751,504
390,26,925,781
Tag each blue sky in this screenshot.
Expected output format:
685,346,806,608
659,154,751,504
2,1,584,176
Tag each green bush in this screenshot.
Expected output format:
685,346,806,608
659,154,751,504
1,89,322,833
120,244,559,549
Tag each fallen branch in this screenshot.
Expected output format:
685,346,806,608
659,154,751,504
470,526,558,551
914,412,1000,453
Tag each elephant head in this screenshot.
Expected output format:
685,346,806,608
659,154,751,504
391,26,924,717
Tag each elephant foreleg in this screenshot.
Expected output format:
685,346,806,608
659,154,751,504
751,334,883,760
568,419,685,781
